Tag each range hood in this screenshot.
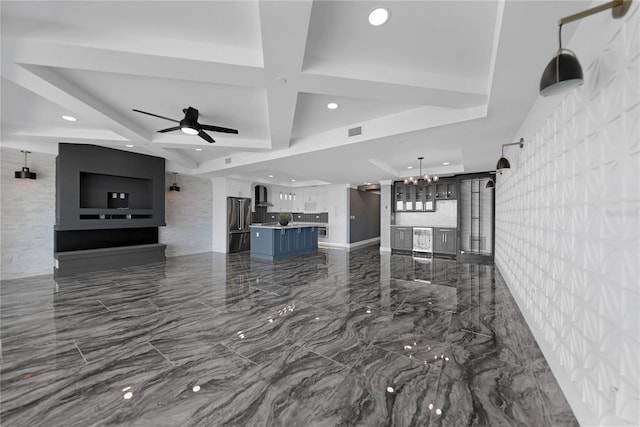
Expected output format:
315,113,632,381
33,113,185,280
255,185,273,207
357,184,381,192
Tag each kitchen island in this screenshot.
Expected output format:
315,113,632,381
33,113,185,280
250,224,318,261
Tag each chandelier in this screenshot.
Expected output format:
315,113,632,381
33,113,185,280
404,157,438,186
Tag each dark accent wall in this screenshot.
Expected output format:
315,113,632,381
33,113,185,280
54,144,166,276
56,143,165,230
349,189,380,243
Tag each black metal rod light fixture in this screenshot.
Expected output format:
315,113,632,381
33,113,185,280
14,150,37,179
539,0,632,96
169,172,181,192
496,138,525,174
404,156,438,186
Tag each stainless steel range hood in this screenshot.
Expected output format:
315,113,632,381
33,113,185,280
254,185,273,207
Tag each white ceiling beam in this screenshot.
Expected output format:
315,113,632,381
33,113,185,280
259,0,314,150
298,72,487,109
3,38,265,88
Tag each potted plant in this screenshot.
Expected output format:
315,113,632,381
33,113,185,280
278,213,291,226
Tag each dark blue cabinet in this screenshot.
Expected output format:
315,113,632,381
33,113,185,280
250,226,318,261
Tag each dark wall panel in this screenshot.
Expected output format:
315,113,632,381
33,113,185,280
56,143,165,229
349,189,380,243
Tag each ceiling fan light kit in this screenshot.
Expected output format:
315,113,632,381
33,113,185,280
539,0,631,96
133,106,238,144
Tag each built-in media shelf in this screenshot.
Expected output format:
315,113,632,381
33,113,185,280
78,208,154,220
55,144,166,276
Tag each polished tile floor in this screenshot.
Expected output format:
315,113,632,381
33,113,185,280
1,246,577,426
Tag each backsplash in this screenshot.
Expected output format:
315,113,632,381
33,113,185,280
394,200,457,227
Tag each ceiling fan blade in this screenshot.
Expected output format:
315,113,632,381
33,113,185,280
199,124,239,134
157,126,181,133
133,109,179,123
198,130,215,144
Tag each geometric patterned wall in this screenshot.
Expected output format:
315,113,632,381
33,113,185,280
495,5,639,426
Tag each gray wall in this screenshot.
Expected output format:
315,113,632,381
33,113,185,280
0,147,216,279
160,173,213,257
1,148,56,279
349,189,380,243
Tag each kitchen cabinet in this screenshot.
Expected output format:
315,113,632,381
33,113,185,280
251,225,318,261
393,182,435,212
391,226,413,251
435,178,457,200
433,227,456,255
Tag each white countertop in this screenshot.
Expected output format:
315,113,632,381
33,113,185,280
390,225,456,228
250,223,322,230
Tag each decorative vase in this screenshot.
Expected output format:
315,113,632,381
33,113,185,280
279,219,289,226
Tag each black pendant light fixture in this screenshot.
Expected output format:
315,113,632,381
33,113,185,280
404,157,438,186
540,0,632,96
486,180,495,189
169,172,180,192
14,150,37,179
496,138,524,174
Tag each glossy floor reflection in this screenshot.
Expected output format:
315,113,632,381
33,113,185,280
0,246,578,426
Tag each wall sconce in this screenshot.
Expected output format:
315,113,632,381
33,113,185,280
496,138,524,174
14,150,37,179
540,0,632,96
169,172,180,192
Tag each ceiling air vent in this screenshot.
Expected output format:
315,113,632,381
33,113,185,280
225,157,232,164
348,126,362,137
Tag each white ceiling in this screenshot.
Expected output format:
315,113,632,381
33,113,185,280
1,0,590,187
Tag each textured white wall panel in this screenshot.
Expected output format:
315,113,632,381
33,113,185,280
495,5,639,426
160,173,213,257
0,148,56,279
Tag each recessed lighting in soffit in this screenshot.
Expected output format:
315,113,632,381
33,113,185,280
327,102,339,110
62,115,77,122
369,8,389,26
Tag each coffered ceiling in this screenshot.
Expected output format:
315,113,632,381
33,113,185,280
1,1,589,187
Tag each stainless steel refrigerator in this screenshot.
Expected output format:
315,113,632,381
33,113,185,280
227,197,252,252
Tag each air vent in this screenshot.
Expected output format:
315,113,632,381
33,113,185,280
225,157,231,164
348,126,362,137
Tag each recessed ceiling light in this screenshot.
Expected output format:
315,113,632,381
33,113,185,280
268,175,274,178
291,179,296,182
125,144,134,148
62,115,77,122
407,166,413,169
369,8,389,26
194,148,203,151
327,102,339,110
442,162,450,166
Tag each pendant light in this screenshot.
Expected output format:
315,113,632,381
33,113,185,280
496,138,524,174
404,157,438,186
169,172,180,192
486,180,495,189
539,0,632,96
14,150,37,179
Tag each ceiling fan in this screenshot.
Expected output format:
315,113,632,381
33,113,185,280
133,106,238,143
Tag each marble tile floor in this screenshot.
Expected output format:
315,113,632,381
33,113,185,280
0,246,578,426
